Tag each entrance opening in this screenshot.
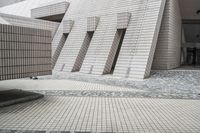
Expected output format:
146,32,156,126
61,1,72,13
181,21,200,68
52,33,68,69
187,48,197,65
72,31,94,72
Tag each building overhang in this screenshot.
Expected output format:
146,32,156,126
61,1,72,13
179,0,200,20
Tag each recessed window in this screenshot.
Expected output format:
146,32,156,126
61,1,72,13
196,10,200,14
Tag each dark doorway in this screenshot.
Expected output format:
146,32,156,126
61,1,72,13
181,21,200,67
187,48,196,65
186,48,200,66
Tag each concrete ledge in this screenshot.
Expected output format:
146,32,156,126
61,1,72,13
0,89,44,107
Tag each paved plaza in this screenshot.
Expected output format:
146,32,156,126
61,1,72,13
0,72,200,133
0,96,200,133
41,70,200,95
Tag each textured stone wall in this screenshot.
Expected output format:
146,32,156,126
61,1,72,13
152,0,182,70
0,24,52,80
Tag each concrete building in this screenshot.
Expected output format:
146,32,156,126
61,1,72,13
0,22,52,80
0,0,200,80
0,0,25,7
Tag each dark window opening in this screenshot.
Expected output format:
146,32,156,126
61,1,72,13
52,33,68,69
196,10,200,15
181,22,200,67
36,14,65,22
186,48,200,66
109,29,126,74
72,31,94,72
60,64,66,71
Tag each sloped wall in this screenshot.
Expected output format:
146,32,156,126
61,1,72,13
31,1,69,19
152,0,182,70
53,0,167,80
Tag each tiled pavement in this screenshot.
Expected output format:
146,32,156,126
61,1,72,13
38,70,200,95
0,96,200,133
0,79,199,99
0,80,142,92
0,76,200,133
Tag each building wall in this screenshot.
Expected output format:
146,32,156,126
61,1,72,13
53,0,166,80
80,14,118,75
0,24,52,80
152,0,182,70
0,0,63,18
0,13,60,37
31,1,69,19
0,0,24,7
0,16,10,24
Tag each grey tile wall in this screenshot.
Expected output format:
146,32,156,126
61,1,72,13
113,0,166,79
152,0,182,70
80,14,117,75
117,12,131,29
52,35,68,69
87,17,100,32
31,1,70,19
0,24,52,80
63,20,74,34
103,29,125,74
53,18,87,72
0,0,183,80
52,0,169,80
0,13,60,38
72,32,94,72
0,16,10,25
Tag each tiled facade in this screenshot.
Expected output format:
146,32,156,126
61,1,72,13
153,0,182,70
0,0,196,80
0,0,25,7
0,24,52,80
52,0,166,80
0,13,60,38
31,1,70,19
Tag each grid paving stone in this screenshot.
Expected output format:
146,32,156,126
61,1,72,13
0,96,200,133
0,79,199,99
